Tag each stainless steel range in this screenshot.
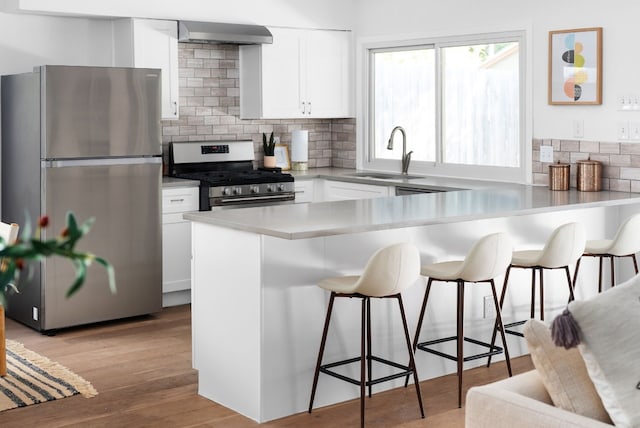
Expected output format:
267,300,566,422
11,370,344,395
169,140,295,210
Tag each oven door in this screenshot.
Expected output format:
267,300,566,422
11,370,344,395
209,193,296,210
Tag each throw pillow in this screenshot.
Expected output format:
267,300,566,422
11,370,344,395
523,319,611,423
552,273,640,428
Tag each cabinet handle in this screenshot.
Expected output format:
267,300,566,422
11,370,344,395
301,101,306,114
173,101,178,116
170,198,185,203
307,101,311,115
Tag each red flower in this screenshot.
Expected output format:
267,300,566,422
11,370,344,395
60,227,69,238
38,215,49,228
16,259,25,270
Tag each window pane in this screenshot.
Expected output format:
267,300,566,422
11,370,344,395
373,49,435,161
442,42,520,167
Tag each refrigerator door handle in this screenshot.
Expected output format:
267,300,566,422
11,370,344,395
43,157,162,168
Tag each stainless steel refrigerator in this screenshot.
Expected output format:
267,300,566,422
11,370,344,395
1,65,162,332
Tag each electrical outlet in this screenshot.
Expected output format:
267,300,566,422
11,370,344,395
573,120,584,138
618,121,629,140
630,122,640,140
483,296,496,319
540,145,553,163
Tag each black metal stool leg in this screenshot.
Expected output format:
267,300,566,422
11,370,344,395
491,279,512,377
610,256,615,288
530,268,536,319
539,268,545,321
487,265,511,367
573,257,582,296
309,292,336,413
405,278,432,387
397,294,425,418
456,280,465,408
360,297,366,428
366,297,372,398
565,266,575,302
598,256,604,293
633,254,639,274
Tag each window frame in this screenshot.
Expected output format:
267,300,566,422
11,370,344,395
361,31,527,183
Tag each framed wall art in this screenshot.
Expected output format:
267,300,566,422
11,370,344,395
548,27,602,105
274,145,291,170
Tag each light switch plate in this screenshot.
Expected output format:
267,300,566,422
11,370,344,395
618,121,629,140
573,120,584,138
540,145,553,163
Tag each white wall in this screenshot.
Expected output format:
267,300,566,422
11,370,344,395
354,0,640,143
0,12,113,76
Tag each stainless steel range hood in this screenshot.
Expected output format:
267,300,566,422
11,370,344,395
178,21,273,44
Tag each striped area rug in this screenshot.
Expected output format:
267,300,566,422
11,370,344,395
0,340,97,411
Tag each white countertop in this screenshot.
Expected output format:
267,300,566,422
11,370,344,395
183,184,640,240
162,176,199,188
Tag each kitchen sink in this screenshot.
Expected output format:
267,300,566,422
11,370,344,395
347,172,424,180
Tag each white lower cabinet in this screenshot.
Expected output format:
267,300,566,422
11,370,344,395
322,180,391,201
162,186,199,307
294,179,316,203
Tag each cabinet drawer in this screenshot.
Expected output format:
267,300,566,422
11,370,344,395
162,187,199,213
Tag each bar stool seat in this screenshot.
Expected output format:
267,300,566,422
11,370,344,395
574,213,640,293
488,222,585,352
308,243,425,428
412,232,513,408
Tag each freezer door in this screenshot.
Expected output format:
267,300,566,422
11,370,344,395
41,158,162,330
41,65,162,159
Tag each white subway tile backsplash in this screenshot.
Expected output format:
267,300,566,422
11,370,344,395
162,42,355,169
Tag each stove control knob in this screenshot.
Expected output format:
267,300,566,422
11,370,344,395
251,186,260,194
266,185,274,193
277,184,285,192
233,187,242,195
223,187,232,196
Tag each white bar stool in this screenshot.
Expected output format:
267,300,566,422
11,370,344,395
412,232,513,408
574,213,640,293
308,243,424,427
487,222,585,359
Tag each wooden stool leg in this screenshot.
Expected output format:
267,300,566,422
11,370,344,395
405,278,431,387
456,280,465,408
309,292,336,413
0,305,6,377
633,254,639,274
573,257,582,295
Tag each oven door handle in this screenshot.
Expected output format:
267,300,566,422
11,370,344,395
218,194,294,204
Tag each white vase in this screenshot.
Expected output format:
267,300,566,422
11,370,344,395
264,155,276,168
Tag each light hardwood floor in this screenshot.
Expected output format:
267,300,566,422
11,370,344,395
0,305,532,427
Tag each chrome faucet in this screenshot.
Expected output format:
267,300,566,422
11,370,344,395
387,126,413,175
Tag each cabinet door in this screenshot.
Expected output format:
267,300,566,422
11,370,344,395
304,30,351,118
132,19,179,120
294,179,316,203
260,27,304,119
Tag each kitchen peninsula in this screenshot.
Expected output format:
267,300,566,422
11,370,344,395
184,183,640,423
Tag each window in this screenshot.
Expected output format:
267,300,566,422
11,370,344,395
366,32,524,181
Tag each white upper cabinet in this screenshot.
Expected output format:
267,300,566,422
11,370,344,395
240,27,352,119
113,18,179,120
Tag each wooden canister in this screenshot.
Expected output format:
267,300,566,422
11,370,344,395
549,162,570,190
576,159,602,192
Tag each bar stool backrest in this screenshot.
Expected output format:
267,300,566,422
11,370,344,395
458,232,513,282
607,213,640,256
538,222,586,268
354,243,421,297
